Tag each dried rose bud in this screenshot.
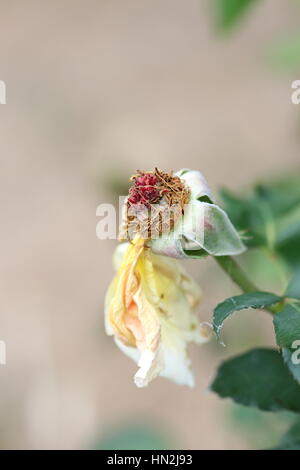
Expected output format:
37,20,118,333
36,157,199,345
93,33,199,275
135,174,157,187
128,174,161,208
138,186,161,205
128,187,142,205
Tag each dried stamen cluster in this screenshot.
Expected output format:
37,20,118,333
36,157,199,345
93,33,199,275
120,169,190,240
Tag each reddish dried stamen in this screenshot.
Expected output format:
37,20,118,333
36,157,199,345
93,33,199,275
135,174,157,187
120,168,191,241
128,173,162,207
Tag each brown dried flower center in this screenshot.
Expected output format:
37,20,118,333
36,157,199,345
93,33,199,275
120,168,190,241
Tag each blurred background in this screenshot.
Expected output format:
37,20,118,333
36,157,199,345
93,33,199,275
1,0,300,449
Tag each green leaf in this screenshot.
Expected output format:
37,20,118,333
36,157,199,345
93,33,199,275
221,173,300,251
241,248,290,294
213,292,281,339
213,0,258,31
92,423,170,450
276,210,300,267
183,248,206,258
273,304,300,348
286,270,300,300
277,233,300,269
210,348,300,412
270,34,300,72
220,189,266,248
254,176,300,219
272,418,300,450
282,348,300,386
230,404,295,450
197,195,213,204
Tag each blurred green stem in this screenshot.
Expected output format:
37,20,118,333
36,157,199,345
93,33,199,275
214,256,281,314
215,256,258,293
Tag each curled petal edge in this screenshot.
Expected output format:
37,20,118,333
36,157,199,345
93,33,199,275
151,200,246,259
176,169,214,201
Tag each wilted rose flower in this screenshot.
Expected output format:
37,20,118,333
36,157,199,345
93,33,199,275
105,168,245,387
105,235,211,387
150,168,246,258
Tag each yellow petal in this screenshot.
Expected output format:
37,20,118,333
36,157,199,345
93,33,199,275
105,235,211,387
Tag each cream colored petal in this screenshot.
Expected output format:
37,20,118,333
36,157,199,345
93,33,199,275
150,252,182,285
114,337,140,362
190,201,246,256
159,345,195,387
107,236,146,346
134,348,164,388
115,336,195,388
106,235,211,388
151,237,186,259
176,169,213,201
158,318,198,387
131,284,161,352
112,242,130,270
151,200,246,258
148,251,202,334
114,339,163,387
187,322,213,344
178,264,202,311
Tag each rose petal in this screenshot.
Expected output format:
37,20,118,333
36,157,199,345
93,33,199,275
109,239,209,387
151,200,246,258
114,339,163,387
176,169,214,201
